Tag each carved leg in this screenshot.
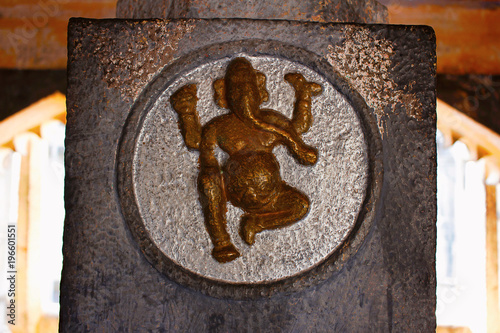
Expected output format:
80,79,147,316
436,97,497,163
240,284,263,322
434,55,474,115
239,185,310,245
198,170,240,263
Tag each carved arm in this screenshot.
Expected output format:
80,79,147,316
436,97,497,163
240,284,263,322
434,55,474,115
284,73,322,135
170,84,202,150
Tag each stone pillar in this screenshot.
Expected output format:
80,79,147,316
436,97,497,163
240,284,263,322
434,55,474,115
116,0,387,23
60,2,436,332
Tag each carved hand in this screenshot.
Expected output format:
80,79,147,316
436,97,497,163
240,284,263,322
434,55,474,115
170,84,198,114
284,73,322,98
170,84,202,150
284,73,322,135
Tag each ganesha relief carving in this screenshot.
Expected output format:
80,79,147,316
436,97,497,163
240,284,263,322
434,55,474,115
170,57,323,263
119,50,372,285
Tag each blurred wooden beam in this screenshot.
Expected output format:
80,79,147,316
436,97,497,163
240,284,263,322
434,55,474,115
13,132,44,333
0,92,66,149
0,0,116,69
384,1,500,74
437,98,500,157
436,327,472,333
485,184,499,333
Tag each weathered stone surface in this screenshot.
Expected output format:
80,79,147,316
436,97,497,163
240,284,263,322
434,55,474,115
61,18,436,331
116,0,388,23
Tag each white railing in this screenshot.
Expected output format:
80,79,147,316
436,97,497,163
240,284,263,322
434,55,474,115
437,99,500,333
0,92,66,333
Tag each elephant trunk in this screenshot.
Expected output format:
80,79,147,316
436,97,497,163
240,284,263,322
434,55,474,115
240,96,317,165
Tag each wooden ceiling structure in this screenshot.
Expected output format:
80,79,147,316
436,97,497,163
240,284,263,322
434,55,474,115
380,0,500,74
0,0,498,74
0,0,116,69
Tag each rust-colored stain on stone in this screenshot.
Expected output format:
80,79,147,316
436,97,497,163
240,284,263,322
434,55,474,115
90,20,195,101
326,26,424,134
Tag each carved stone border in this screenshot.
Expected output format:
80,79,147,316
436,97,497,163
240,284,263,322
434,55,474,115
116,39,383,299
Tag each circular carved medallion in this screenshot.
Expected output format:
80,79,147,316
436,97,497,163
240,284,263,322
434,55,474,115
117,41,382,298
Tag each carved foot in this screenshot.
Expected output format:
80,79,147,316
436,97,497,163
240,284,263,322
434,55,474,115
239,214,264,245
212,243,240,263
296,145,318,166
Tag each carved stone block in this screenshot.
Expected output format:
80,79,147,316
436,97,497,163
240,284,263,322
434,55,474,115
61,18,436,331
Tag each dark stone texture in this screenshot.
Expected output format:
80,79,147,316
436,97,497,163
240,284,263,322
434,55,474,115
116,0,388,23
61,19,436,332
